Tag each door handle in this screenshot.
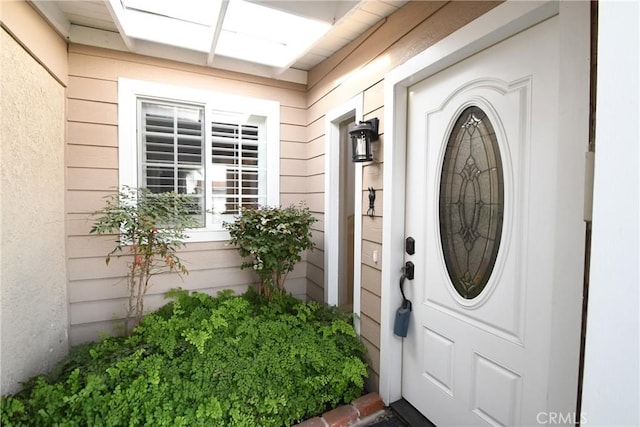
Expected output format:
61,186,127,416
399,261,414,307
403,261,414,280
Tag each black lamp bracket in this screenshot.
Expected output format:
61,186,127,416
367,187,376,217
364,118,379,141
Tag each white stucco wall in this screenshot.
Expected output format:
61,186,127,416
581,1,640,426
1,29,69,394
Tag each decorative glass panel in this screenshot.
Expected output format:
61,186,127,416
439,106,504,299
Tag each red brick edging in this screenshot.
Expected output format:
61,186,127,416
295,392,384,427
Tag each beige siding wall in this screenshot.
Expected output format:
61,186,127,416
1,1,68,393
304,1,500,391
66,45,308,344
1,0,502,393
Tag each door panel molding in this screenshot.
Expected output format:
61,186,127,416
418,77,533,348
471,352,522,426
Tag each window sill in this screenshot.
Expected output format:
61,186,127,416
185,229,231,243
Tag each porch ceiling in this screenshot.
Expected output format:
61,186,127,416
29,0,408,84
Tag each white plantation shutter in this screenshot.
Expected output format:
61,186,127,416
211,121,265,215
122,79,279,240
140,101,205,224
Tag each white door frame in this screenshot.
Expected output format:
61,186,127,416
325,95,363,326
380,0,589,409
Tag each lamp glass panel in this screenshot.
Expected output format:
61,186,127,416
355,135,368,157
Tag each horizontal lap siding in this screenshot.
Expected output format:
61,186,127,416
66,45,307,344
305,1,501,391
303,119,326,296
64,0,499,375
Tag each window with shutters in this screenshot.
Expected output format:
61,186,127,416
140,101,206,225
119,78,280,241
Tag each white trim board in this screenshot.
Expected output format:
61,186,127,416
379,0,578,405
324,95,363,330
581,2,640,425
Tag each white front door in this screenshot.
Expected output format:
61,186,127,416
401,16,582,426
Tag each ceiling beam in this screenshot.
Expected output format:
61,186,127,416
104,0,136,52
29,0,70,38
207,0,229,66
68,25,128,52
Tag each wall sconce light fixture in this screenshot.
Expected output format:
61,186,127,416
348,118,379,162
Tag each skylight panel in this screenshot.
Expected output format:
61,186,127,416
123,0,219,26
112,0,222,52
109,0,332,69
214,0,332,68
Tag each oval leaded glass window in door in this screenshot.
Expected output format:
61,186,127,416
439,106,504,300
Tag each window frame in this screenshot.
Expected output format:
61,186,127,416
118,78,280,242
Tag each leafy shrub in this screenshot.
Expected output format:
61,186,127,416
90,186,199,334
1,289,368,427
224,205,316,297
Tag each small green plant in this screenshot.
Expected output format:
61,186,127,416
1,289,368,426
224,205,316,297
90,186,199,334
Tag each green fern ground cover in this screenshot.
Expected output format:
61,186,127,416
1,289,368,426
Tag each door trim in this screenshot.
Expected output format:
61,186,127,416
380,0,589,410
325,95,363,326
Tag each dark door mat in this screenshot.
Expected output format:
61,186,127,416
389,399,435,427
365,408,408,426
